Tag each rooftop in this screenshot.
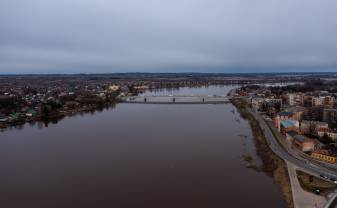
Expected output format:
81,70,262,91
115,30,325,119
317,128,337,133
281,119,298,128
287,131,298,137
279,111,293,117
324,108,337,112
284,106,306,112
301,120,328,125
293,134,307,142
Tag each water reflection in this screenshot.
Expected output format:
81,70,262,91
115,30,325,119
0,85,286,208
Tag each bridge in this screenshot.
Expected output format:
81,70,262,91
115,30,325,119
121,95,230,104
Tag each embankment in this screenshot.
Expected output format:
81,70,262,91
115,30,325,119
231,98,294,208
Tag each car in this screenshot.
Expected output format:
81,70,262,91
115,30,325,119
320,174,329,180
329,178,337,184
312,188,320,195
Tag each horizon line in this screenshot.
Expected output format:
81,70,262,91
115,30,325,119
0,71,337,76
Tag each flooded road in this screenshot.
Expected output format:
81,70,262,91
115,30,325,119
0,86,286,208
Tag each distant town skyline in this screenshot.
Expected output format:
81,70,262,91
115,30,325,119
1,0,337,74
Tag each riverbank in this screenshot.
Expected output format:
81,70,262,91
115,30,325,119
0,101,118,132
231,98,294,208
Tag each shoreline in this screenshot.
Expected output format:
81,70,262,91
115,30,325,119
0,102,118,132
231,98,294,208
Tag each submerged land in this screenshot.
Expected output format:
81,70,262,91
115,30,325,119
232,98,294,207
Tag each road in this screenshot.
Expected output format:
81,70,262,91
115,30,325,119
287,162,327,208
324,192,337,208
229,86,337,207
244,106,337,208
247,107,337,179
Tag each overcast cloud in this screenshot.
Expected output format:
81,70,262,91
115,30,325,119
1,0,337,73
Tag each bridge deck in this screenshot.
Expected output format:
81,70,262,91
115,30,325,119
121,96,230,104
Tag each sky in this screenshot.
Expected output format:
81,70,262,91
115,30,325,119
1,0,337,74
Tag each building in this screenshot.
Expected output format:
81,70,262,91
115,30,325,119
284,106,307,121
312,97,324,106
311,150,337,164
109,85,120,92
302,106,324,121
300,120,329,134
303,95,313,107
316,128,337,142
280,120,300,135
323,108,337,126
263,98,282,116
274,107,306,131
0,114,8,122
323,96,334,106
251,98,282,115
292,135,315,152
286,131,297,143
310,95,335,107
251,97,264,112
286,93,304,106
274,111,294,131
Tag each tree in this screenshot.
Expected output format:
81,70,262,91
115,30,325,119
321,133,332,144
43,106,49,117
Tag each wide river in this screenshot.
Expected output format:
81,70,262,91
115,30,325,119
0,85,286,208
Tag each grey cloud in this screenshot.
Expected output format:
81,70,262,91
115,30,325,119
1,0,337,73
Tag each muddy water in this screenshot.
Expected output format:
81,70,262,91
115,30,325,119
0,86,286,208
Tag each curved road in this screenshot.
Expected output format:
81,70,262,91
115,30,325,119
248,107,337,179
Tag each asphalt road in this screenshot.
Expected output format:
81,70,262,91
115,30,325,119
247,107,337,180
287,161,326,208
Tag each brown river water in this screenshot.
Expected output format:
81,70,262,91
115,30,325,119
0,86,286,208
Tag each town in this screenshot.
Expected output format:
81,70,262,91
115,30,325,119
0,73,304,130
236,79,337,166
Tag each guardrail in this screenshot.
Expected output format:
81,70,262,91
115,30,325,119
324,192,337,208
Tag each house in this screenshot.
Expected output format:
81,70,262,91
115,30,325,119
285,131,297,143
9,112,21,122
263,98,282,116
323,96,334,106
274,111,294,131
312,97,324,106
286,93,304,106
284,106,306,121
316,128,337,141
0,114,8,122
302,106,324,121
25,110,37,118
109,85,120,92
311,150,337,164
251,98,282,115
292,135,315,152
251,97,264,112
300,120,329,134
323,108,337,126
280,120,300,135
